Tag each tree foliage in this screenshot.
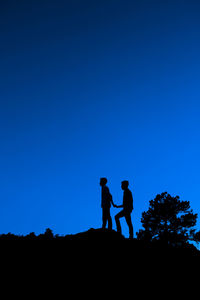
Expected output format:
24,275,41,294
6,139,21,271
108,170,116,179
137,192,200,246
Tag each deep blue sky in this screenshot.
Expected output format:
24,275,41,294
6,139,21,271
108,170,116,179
0,0,200,237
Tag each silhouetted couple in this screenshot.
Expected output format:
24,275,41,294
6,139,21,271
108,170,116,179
100,177,133,239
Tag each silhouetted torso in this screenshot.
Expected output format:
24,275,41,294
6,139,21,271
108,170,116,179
123,188,133,212
101,186,111,208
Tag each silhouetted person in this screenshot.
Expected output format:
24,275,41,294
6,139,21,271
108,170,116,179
115,180,134,239
100,177,115,230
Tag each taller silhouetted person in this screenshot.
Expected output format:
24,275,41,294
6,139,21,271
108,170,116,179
100,177,115,230
115,180,134,239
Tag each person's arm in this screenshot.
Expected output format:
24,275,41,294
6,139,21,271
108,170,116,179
110,197,118,208
115,203,123,208
110,198,115,207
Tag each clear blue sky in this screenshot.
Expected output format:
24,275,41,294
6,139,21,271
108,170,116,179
0,0,200,237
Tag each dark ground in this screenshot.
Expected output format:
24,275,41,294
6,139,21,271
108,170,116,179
1,227,199,258
1,228,199,291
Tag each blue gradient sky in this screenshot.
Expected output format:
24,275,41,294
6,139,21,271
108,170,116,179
0,0,200,237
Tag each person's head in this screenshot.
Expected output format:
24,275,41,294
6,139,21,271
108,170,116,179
100,177,108,187
121,180,129,190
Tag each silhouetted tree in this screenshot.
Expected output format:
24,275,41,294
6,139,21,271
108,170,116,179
25,232,36,240
137,192,200,246
44,228,54,239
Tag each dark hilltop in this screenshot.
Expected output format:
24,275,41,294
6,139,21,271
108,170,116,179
0,228,199,260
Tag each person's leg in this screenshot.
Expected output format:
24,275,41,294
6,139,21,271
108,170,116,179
107,209,112,230
125,213,133,239
107,215,112,230
102,208,107,229
115,210,125,234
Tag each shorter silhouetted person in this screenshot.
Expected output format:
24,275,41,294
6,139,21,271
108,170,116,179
115,180,134,239
100,177,115,230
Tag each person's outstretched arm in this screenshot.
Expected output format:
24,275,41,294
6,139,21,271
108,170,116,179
110,198,117,207
114,203,123,208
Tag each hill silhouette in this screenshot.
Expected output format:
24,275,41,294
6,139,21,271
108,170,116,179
0,228,199,259
0,228,123,241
